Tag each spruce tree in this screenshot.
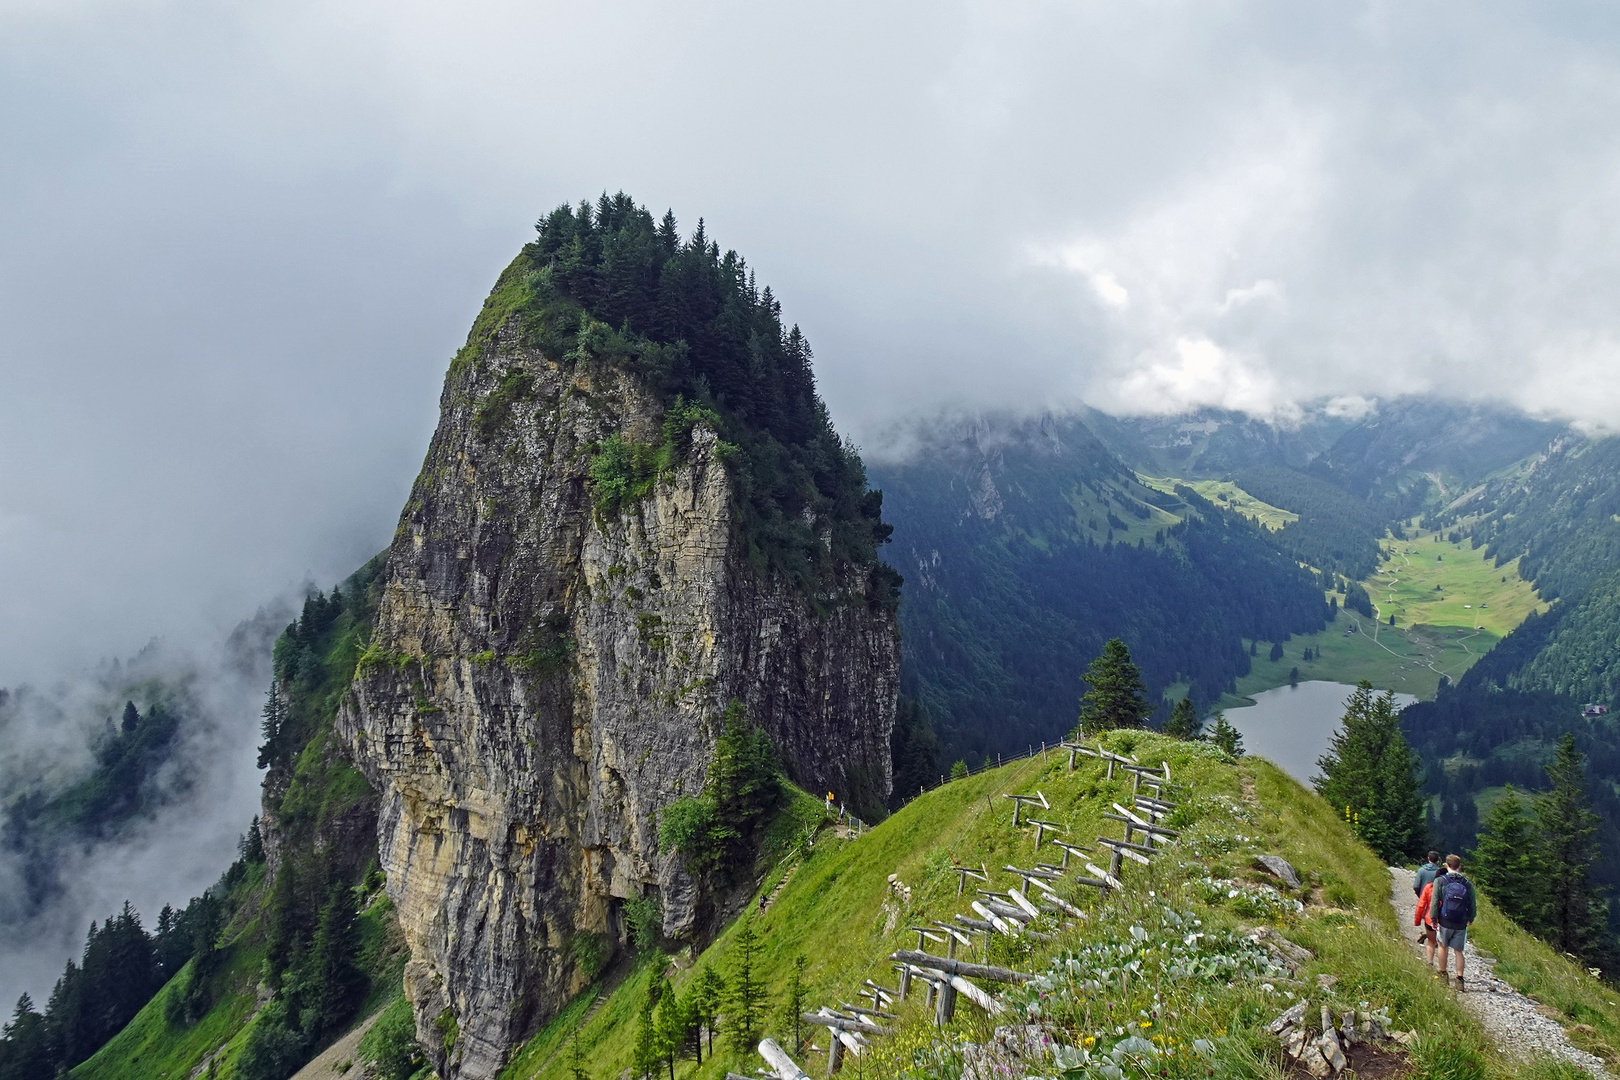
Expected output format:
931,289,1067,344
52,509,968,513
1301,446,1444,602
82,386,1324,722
778,954,808,1054
688,966,723,1056
569,1030,591,1080
0,994,56,1080
1537,734,1608,963
1164,699,1202,740
1473,787,1544,933
652,983,687,1080
725,917,763,1053
1314,682,1426,862
120,701,140,733
632,976,667,1080
1074,639,1151,735
1207,713,1243,758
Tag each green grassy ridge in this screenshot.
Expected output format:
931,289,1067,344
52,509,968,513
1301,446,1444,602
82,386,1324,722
496,732,1570,1080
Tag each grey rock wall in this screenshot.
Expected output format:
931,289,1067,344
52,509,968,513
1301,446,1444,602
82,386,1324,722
337,322,898,1078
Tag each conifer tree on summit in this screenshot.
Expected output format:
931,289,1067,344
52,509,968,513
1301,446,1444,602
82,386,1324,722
1313,682,1425,862
1164,698,1202,740
1075,639,1152,735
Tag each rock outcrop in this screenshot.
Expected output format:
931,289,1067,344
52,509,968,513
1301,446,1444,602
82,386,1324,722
337,286,899,1077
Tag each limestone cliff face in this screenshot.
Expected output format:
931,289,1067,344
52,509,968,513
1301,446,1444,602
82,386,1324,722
336,318,899,1078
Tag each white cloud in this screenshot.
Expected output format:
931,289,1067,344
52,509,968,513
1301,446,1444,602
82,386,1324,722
1109,337,1300,422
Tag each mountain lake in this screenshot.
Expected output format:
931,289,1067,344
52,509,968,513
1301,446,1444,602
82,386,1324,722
1223,680,1418,785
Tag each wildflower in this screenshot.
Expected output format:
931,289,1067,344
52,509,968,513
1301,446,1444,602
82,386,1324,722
1141,1020,1153,1028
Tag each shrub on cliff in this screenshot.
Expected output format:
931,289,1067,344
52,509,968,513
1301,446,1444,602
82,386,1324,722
659,702,783,878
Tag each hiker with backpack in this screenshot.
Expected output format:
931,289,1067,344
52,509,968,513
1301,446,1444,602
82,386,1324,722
1429,853,1477,990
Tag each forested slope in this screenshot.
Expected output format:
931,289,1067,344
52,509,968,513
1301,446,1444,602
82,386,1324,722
871,416,1330,765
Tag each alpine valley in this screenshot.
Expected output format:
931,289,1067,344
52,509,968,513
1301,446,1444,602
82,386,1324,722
6,196,1620,1080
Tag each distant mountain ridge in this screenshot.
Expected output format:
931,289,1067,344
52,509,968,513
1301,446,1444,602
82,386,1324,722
870,413,1331,764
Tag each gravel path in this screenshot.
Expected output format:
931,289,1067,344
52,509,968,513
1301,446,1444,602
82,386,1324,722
1390,868,1610,1078
289,1009,383,1080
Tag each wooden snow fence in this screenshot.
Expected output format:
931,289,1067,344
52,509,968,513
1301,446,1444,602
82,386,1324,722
888,951,1033,1024
1001,791,1047,826
1060,740,1138,778
760,742,1195,1080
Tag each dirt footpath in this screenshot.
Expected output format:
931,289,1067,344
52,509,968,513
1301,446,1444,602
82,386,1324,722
1389,868,1610,1079
288,1009,383,1080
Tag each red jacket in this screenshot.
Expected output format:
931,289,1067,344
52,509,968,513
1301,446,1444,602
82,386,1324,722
1415,881,1436,928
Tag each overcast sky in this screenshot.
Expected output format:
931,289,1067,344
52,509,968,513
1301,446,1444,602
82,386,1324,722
5,0,1620,679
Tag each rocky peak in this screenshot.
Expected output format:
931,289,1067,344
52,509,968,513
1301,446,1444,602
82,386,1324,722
337,219,900,1078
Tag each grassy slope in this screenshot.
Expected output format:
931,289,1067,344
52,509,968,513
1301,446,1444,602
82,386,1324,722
70,935,266,1080
1370,532,1544,637
69,879,406,1079
1138,476,1299,532
1228,529,1545,705
497,731,1594,1080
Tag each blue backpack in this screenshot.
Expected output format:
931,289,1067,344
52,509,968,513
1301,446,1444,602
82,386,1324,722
1438,875,1471,926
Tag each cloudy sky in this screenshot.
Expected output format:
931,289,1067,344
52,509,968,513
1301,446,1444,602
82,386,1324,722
5,0,1620,679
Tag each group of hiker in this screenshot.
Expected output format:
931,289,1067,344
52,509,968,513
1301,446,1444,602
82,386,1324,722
1413,850,1478,991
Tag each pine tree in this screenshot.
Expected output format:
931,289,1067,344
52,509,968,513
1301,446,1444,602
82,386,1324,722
1164,699,1202,741
1473,786,1544,932
1537,734,1608,964
120,701,140,733
569,1029,591,1080
725,917,763,1053
1,994,56,1080
1207,713,1243,758
652,983,687,1080
778,954,808,1054
1074,639,1151,735
306,890,366,1037
1314,683,1426,862
632,976,667,1080
688,966,723,1056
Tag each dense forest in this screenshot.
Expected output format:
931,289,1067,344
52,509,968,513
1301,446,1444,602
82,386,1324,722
492,193,897,602
872,416,1330,766
0,846,261,1078
1235,465,1384,579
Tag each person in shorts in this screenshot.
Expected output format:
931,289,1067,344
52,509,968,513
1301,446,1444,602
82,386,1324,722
1428,854,1477,990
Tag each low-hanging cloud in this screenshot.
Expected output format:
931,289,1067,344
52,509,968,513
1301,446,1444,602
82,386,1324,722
3,4,1620,700
0,601,290,1008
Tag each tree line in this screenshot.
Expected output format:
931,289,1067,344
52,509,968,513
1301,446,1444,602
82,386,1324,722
0,826,263,1080
518,194,898,603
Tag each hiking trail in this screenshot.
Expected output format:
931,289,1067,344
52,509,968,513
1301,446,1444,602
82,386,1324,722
1389,868,1611,1079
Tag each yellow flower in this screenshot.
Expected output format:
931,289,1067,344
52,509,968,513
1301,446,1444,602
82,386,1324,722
1141,1021,1153,1028
1084,1037,1097,1046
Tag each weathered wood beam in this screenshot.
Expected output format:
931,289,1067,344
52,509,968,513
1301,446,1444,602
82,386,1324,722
1006,887,1042,920
802,1013,889,1036
759,1038,812,1080
1097,837,1153,865
1085,861,1124,889
888,951,1034,983
1098,834,1162,856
